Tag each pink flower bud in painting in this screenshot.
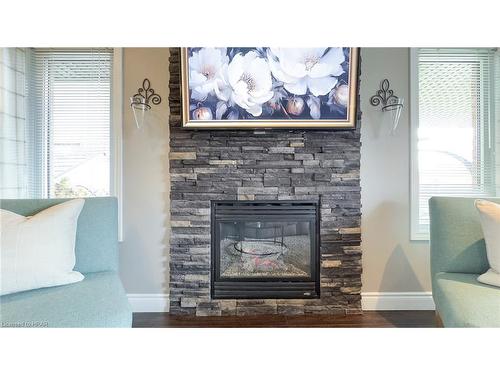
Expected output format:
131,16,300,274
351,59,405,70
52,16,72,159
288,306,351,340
287,97,305,116
192,107,213,120
333,84,349,107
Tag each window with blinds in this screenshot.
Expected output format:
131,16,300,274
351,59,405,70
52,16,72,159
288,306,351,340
27,48,113,198
411,48,499,239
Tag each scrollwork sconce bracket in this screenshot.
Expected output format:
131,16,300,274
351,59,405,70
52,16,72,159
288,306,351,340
131,78,162,110
370,79,401,111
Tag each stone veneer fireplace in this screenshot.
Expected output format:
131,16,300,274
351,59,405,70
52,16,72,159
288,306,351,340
168,48,362,315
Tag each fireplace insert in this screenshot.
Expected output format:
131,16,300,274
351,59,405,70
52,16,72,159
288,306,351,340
211,200,320,299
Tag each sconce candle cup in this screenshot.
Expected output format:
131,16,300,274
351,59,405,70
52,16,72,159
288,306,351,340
370,79,404,133
130,78,162,129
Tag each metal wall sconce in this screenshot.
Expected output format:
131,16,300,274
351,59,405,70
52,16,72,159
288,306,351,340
370,79,404,133
130,78,162,129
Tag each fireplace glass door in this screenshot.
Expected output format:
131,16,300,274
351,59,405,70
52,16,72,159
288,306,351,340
218,220,312,279
212,201,319,299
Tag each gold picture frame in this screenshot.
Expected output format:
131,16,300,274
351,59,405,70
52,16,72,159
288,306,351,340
181,47,359,129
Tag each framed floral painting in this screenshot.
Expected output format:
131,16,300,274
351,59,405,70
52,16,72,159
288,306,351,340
181,47,359,128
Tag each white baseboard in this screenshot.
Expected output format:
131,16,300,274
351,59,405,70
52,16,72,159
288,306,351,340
127,292,434,312
127,294,169,312
361,292,435,311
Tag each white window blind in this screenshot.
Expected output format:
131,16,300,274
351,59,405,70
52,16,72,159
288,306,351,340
27,48,113,198
0,48,28,199
411,48,499,239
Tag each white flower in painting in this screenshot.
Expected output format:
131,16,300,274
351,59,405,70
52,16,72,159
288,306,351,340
267,48,345,97
189,48,229,101
225,51,274,117
306,95,321,119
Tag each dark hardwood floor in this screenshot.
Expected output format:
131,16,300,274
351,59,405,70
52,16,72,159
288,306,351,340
132,311,437,328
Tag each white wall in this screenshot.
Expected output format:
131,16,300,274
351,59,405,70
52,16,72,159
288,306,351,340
360,48,431,294
119,48,170,295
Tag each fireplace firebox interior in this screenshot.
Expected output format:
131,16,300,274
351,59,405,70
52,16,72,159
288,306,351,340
211,200,320,299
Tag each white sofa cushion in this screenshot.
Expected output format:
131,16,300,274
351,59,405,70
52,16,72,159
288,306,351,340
475,199,500,288
0,199,85,296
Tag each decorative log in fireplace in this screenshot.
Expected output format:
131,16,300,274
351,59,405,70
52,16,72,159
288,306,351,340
211,200,320,299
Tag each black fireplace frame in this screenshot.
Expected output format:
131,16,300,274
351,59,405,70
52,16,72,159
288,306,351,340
211,200,320,299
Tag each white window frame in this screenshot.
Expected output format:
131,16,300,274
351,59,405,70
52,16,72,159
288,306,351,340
111,48,124,241
410,48,425,240
410,48,497,241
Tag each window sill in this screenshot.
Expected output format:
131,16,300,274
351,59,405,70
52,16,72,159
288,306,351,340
410,232,430,242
